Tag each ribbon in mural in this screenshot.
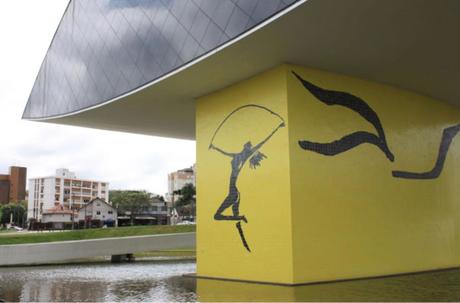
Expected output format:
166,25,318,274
293,72,394,162
293,71,459,180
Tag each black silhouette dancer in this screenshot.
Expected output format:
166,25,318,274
209,105,285,252
292,72,395,162
393,124,460,179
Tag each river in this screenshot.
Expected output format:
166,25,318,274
1,260,460,302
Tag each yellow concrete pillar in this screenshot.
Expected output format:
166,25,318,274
196,64,460,285
196,66,293,284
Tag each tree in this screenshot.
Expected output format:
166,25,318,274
110,190,151,225
174,183,196,218
154,194,165,202
0,201,27,227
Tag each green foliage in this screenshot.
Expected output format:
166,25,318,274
0,202,27,227
110,190,164,225
0,224,195,245
174,183,196,217
111,190,151,212
154,194,165,202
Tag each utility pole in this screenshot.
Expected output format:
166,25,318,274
70,196,74,230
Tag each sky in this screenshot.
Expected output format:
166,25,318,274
0,1,195,196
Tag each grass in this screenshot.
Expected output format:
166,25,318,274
135,247,196,258
0,225,195,246
0,229,15,234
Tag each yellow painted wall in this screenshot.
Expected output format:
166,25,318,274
196,64,460,284
196,66,294,283
288,65,460,283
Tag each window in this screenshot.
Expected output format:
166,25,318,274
96,211,101,215
108,211,113,214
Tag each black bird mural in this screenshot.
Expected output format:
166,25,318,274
292,72,394,162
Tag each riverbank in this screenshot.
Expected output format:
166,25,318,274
16,248,197,267
0,225,195,245
0,232,195,266
136,247,195,258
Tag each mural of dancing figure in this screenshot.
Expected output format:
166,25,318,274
209,104,285,252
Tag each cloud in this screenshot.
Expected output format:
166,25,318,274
0,0,195,196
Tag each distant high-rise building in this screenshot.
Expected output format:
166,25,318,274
28,168,109,222
0,166,27,204
166,165,195,203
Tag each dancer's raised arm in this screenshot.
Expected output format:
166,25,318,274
209,144,235,157
252,122,285,152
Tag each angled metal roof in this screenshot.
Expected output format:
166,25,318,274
24,0,460,140
23,0,297,119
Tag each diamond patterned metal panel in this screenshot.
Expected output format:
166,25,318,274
23,0,299,119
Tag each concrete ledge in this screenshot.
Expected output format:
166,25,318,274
186,266,460,287
0,232,195,266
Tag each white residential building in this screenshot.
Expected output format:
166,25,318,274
166,165,195,203
28,168,109,221
76,198,117,227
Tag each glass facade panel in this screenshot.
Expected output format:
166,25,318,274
23,0,299,119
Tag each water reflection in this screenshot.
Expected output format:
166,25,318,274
0,261,196,302
1,261,460,302
197,269,460,302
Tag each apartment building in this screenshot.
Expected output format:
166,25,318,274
28,168,109,221
0,166,27,204
166,165,195,203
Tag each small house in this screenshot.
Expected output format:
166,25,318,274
41,205,75,229
76,198,117,228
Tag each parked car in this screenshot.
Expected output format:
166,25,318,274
177,221,196,225
8,226,24,232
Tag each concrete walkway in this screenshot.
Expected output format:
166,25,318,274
0,232,195,266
